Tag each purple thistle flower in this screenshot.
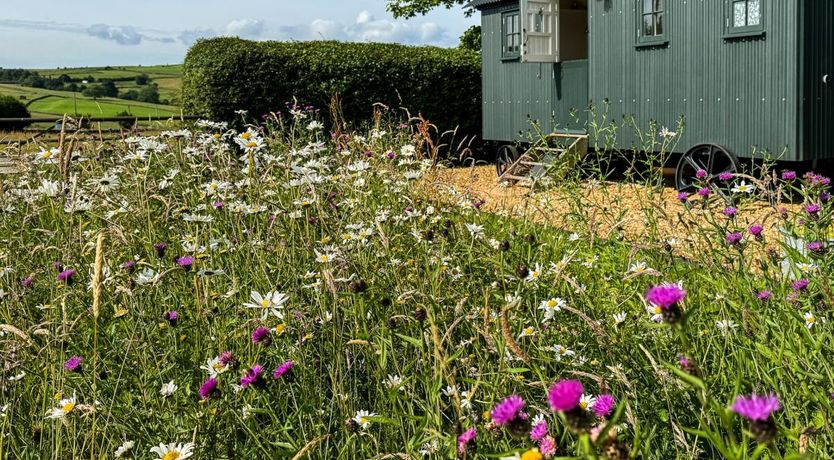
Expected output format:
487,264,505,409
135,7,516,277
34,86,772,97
792,279,810,291
592,394,616,418
726,232,744,246
272,360,294,380
547,379,584,412
723,207,738,217
457,427,476,454
676,192,689,203
63,356,83,373
176,256,194,271
240,365,265,389
732,394,780,421
251,326,271,345
749,224,764,237
678,355,691,367
21,276,34,287
199,378,220,399
805,203,821,215
718,172,734,181
57,269,76,285
386,151,396,159
781,170,797,181
806,241,824,253
821,191,832,203
645,283,687,311
530,417,548,442
153,243,167,259
491,394,525,426
697,187,711,198
756,290,773,301
695,169,708,179
213,201,224,210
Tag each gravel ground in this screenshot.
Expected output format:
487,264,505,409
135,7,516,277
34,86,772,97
426,165,799,262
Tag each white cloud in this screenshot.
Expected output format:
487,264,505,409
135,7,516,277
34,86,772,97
224,19,264,38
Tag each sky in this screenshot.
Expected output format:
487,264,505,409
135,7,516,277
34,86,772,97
0,0,477,69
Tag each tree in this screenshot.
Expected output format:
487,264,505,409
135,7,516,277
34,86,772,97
137,85,160,104
386,0,471,18
0,95,32,131
120,89,139,101
459,25,481,53
99,80,118,97
135,74,150,85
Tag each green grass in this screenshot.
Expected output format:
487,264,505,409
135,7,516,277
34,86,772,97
0,83,180,118
0,111,832,459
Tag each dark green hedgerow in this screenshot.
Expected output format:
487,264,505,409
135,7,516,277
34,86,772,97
183,37,481,135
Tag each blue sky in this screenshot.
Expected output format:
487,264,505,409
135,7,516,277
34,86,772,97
0,0,477,69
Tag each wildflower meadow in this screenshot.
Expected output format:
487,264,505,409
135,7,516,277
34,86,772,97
0,107,832,459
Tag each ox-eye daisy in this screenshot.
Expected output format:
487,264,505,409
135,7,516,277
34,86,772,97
353,410,377,429
539,297,565,322
150,442,195,460
244,290,288,320
46,396,76,419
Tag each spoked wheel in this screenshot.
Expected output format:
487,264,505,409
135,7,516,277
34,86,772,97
496,145,520,178
675,143,740,192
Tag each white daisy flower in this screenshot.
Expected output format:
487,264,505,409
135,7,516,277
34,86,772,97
114,440,135,458
159,381,177,397
244,290,288,320
150,442,194,460
46,397,76,419
352,410,377,429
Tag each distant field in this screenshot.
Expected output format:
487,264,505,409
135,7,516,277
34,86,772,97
0,65,183,119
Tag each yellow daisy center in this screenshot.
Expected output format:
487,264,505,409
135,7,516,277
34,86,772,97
807,316,816,324
579,401,588,410
240,132,252,140
43,151,53,158
62,402,75,413
524,327,534,335
247,141,258,148
547,299,557,308
359,417,368,425
162,452,181,460
212,133,221,139
260,299,269,308
654,306,663,314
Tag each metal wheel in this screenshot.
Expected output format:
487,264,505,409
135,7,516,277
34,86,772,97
496,145,520,178
675,143,740,192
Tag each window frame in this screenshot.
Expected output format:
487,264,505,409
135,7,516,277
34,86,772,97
725,0,765,38
501,9,522,60
636,0,668,48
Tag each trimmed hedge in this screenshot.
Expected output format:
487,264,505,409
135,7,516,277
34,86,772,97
0,95,32,131
183,38,481,135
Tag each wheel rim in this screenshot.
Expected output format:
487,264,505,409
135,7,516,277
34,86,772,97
496,145,519,178
675,144,740,192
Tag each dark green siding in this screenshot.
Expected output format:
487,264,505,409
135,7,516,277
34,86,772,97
481,2,588,142
800,0,834,161
588,0,801,160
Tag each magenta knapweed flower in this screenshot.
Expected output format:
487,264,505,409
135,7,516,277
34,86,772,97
696,169,707,179
21,276,34,287
218,351,236,367
592,394,615,418
749,224,764,237
199,378,220,399
805,203,821,215
64,356,83,372
676,192,689,203
547,379,584,412
272,360,294,380
153,242,167,258
719,172,734,181
121,260,136,272
539,436,557,457
57,269,76,284
176,256,194,270
530,417,548,442
697,187,711,198
457,427,476,454
491,394,525,426
251,326,271,345
726,232,744,245
781,171,797,181
723,207,737,217
645,283,686,311
756,290,772,301
792,279,810,291
240,365,265,388
807,241,824,253
732,394,780,421
163,310,178,326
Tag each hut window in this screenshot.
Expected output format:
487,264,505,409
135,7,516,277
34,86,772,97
732,0,761,27
726,0,764,36
502,10,521,59
636,0,667,46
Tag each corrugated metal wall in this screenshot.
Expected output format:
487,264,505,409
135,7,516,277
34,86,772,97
800,0,834,162
588,0,801,160
481,2,588,142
